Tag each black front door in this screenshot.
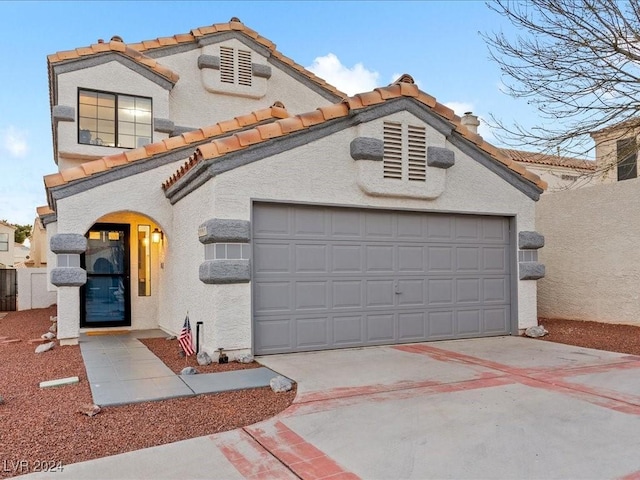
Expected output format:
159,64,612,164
81,224,130,327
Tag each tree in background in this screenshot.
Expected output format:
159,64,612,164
484,0,640,158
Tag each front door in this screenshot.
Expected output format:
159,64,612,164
81,224,131,327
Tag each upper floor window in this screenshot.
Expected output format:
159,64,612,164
617,138,637,181
0,233,9,252
219,46,252,86
78,89,152,149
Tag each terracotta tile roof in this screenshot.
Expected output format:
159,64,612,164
48,18,346,99
48,39,180,84
162,77,547,192
43,104,289,189
503,149,596,171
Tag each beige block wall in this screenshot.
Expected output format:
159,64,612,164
536,177,640,325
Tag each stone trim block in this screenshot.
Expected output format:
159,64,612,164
350,137,384,161
197,54,220,70
51,267,87,287
199,260,250,284
50,234,87,254
252,63,272,79
199,218,250,244
519,262,546,280
53,105,75,123
154,117,175,134
519,231,545,250
427,146,455,169
171,125,196,137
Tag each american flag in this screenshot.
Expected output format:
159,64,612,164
179,315,195,356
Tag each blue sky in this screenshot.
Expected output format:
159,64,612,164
0,1,536,226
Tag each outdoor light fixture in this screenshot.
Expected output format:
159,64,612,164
151,228,163,244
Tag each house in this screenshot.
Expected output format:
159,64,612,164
0,222,16,268
40,18,548,356
590,119,640,183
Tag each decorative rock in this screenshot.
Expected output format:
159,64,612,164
35,342,55,354
270,376,293,393
49,322,57,334
40,376,79,388
0,395,4,405
181,367,198,375
237,354,254,364
78,403,101,417
197,352,212,366
166,335,176,341
524,325,548,338
41,332,55,340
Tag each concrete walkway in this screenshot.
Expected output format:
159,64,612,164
79,331,281,406
25,337,640,479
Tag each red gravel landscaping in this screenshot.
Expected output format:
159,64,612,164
0,307,295,478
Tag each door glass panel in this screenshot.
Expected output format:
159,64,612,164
83,226,129,326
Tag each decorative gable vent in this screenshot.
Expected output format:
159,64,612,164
407,125,426,181
219,46,235,84
383,122,427,182
238,49,252,86
218,46,253,87
383,122,403,179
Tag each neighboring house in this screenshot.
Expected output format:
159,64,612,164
13,243,30,267
0,222,16,268
590,119,640,183
459,113,598,192
25,214,48,268
40,19,548,356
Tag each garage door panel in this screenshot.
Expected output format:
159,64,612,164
295,281,328,310
254,243,291,273
295,244,328,273
333,315,364,346
399,246,425,272
366,314,396,342
331,245,363,273
428,311,455,338
366,245,394,272
366,280,395,307
483,278,508,303
294,208,327,237
399,312,426,339
456,278,481,303
254,281,291,313
253,204,512,354
296,317,329,349
457,309,482,335
398,279,425,306
332,280,363,309
484,307,510,333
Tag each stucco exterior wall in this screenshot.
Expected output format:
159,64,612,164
17,268,57,311
517,163,599,192
158,39,335,129
55,61,170,168
537,178,640,325
170,110,540,354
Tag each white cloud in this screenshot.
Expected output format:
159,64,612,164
444,101,475,117
2,126,29,157
306,53,379,95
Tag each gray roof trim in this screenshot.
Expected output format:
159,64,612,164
166,97,543,204
51,53,175,91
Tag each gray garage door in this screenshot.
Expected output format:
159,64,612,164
253,203,512,354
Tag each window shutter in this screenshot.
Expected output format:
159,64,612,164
383,122,403,179
219,46,235,84
237,50,252,86
407,125,426,181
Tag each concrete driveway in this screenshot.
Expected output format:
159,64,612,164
26,337,640,479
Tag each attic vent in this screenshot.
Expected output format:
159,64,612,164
383,122,403,179
220,46,235,84
238,49,252,86
407,125,426,181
